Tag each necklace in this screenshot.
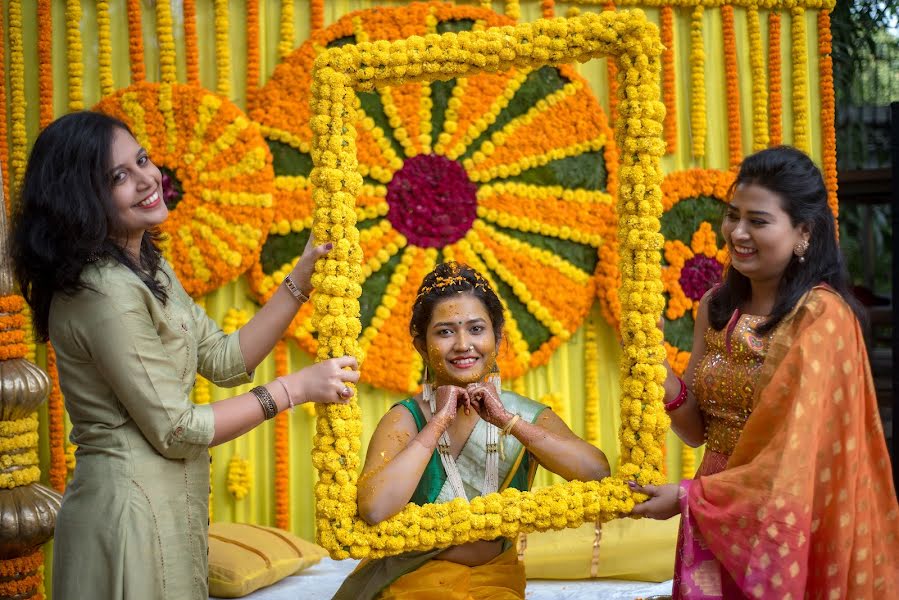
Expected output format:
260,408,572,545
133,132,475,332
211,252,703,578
422,381,500,500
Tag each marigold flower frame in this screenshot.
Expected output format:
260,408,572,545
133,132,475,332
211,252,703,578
309,10,668,559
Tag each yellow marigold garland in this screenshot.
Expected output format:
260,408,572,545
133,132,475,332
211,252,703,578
97,0,114,96
768,11,783,146
65,0,83,111
156,0,177,85
184,0,200,86
274,341,291,529
214,0,231,98
279,0,295,60
0,3,8,205
790,6,809,153
541,393,568,425
126,0,145,83
747,7,768,152
307,10,661,559
689,5,706,158
660,5,676,155
38,0,54,129
8,0,27,196
818,10,838,219
46,343,68,491
227,454,251,500
505,0,521,22
584,316,600,447
721,5,741,169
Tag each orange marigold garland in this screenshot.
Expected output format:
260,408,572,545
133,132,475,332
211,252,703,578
273,341,290,529
790,6,809,153
46,343,68,491
184,0,200,86
721,5,741,169
0,296,28,361
747,7,768,152
689,5,706,158
660,5,676,155
311,0,325,32
0,549,44,599
246,0,261,92
540,0,555,19
127,0,146,83
768,11,783,146
38,0,54,129
818,9,838,219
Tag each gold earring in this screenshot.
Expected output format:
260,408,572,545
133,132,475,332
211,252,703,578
794,239,809,263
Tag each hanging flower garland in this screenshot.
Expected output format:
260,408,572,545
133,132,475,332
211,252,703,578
768,11,783,146
311,0,325,31
604,2,619,128
184,0,200,86
65,0,83,111
505,0,521,22
97,0,115,96
584,315,600,447
791,6,809,154
246,0,261,92
0,550,43,598
818,9,838,219
38,0,54,128
46,344,67,491
227,454,252,500
248,2,619,394
0,3,8,205
541,0,555,19
156,0,177,85
660,5,676,155
689,5,706,159
721,5,741,169
305,9,663,560
214,0,231,98
279,0,295,60
747,7,768,152
659,169,734,376
274,341,290,530
127,0,145,83
94,83,275,297
8,0,27,197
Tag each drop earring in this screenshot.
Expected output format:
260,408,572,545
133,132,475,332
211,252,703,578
421,364,435,405
487,363,501,394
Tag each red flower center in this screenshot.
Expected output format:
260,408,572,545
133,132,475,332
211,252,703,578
679,254,723,301
386,154,478,248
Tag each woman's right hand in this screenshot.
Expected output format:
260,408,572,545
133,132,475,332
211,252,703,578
286,355,360,404
431,385,470,430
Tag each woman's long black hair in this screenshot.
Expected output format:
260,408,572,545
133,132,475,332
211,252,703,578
708,146,859,334
11,111,168,342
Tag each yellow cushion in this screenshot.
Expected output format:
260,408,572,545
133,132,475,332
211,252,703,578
522,516,679,582
207,522,328,598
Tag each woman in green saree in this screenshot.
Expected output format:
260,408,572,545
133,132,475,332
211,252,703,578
334,262,610,599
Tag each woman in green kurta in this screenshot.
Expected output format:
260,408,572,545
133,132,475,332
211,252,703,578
335,262,612,599
10,112,361,599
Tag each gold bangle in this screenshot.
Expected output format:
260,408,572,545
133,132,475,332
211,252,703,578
501,413,520,436
283,274,310,303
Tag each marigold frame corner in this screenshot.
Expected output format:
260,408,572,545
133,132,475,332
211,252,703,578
309,10,668,559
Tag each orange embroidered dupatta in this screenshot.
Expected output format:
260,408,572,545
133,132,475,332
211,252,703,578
684,288,898,598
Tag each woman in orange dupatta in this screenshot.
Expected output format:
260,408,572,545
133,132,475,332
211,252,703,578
632,146,898,598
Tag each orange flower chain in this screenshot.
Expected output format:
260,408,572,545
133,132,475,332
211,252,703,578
604,2,619,127
0,549,44,599
660,5,676,154
541,0,555,19
127,0,145,82
818,9,838,219
768,11,782,146
184,0,200,86
311,0,325,32
274,341,290,530
38,0,53,129
47,343,68,492
246,0,261,91
721,5,741,169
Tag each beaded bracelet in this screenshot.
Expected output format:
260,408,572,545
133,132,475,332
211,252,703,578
283,274,310,304
250,385,278,420
664,377,688,412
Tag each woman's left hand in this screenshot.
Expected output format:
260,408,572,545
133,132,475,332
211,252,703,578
466,382,511,428
290,235,334,296
629,482,682,520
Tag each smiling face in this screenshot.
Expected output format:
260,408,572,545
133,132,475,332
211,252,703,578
416,292,497,388
722,183,809,286
106,127,166,258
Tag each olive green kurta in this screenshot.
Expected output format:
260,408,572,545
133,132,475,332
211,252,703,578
49,259,252,600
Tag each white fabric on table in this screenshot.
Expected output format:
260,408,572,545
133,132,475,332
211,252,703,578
210,557,673,600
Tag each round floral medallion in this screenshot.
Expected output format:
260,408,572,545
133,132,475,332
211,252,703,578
248,1,617,392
